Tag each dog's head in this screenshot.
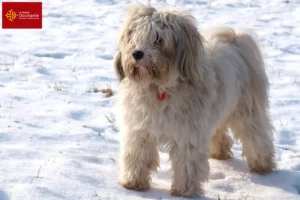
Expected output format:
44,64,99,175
114,4,203,88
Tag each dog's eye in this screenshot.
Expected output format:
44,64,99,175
155,35,163,47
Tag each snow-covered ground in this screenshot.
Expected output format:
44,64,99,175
1,0,300,199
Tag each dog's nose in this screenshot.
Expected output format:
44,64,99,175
132,50,144,60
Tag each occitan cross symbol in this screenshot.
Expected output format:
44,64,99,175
5,9,18,22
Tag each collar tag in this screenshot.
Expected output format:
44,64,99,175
157,92,165,101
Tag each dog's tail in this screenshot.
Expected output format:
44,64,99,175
234,28,266,71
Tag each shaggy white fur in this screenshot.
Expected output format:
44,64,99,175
114,4,276,198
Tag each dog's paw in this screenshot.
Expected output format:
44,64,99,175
170,188,182,197
119,179,150,191
249,165,275,175
248,156,276,175
210,152,233,160
170,187,204,198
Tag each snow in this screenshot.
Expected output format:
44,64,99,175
1,0,300,199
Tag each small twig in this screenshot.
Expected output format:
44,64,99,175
37,165,42,178
104,114,114,124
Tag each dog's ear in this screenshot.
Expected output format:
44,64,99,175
175,14,203,84
114,51,125,81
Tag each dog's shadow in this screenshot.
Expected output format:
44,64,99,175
0,189,9,200
134,187,215,200
212,158,300,196
251,169,300,195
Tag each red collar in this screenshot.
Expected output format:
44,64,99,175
157,92,165,101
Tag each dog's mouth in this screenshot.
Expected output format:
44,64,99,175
126,59,157,81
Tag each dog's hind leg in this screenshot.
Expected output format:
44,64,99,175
119,131,159,191
209,126,233,160
230,108,276,174
229,69,276,174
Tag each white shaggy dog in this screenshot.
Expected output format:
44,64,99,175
114,4,276,198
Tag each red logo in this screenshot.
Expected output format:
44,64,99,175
2,2,42,29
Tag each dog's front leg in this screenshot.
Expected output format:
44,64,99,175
169,140,209,198
119,130,159,191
